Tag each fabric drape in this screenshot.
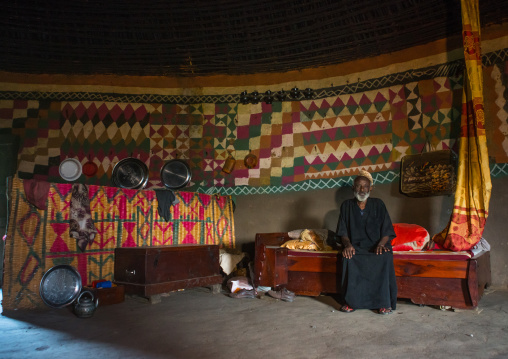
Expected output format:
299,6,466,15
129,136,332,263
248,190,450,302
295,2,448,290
432,0,492,251
69,183,98,252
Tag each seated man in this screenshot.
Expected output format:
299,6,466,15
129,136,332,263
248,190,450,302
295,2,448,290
336,170,397,315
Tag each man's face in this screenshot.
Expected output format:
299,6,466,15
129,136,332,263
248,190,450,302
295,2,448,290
353,178,371,202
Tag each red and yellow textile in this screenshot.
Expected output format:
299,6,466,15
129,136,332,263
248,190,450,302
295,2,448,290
392,223,430,251
432,0,492,251
3,177,235,310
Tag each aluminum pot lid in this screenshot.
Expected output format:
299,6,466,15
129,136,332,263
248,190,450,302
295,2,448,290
161,159,191,189
39,265,82,308
112,158,149,189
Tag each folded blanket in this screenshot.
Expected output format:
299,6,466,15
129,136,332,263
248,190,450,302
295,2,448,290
69,183,98,252
283,229,332,251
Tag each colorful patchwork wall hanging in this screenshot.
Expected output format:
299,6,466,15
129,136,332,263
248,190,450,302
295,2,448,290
0,48,508,197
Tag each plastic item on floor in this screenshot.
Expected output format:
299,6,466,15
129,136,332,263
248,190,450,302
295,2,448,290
228,289,256,299
92,279,108,288
256,286,271,292
227,276,253,293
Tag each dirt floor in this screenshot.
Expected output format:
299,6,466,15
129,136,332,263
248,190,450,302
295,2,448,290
1,287,508,359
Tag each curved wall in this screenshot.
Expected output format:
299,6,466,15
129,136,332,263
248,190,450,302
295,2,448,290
1,23,508,287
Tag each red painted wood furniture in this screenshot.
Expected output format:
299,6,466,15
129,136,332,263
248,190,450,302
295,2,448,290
254,232,491,309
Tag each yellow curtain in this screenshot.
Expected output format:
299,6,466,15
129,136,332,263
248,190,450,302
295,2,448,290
432,0,492,251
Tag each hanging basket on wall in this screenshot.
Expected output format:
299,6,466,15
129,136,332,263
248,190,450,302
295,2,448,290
400,149,457,197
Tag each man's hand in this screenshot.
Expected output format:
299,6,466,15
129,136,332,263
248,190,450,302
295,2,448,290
342,244,355,259
375,244,390,255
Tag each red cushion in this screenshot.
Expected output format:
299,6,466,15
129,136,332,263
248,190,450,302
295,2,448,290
392,223,430,251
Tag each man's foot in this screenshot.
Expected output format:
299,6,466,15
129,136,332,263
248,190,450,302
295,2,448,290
340,304,355,313
378,307,393,315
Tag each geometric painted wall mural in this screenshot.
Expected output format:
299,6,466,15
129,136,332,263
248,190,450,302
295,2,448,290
1,47,508,196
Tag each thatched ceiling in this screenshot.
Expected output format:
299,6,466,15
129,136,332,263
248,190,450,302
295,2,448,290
0,0,507,77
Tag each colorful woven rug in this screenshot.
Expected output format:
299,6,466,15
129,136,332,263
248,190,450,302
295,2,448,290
2,177,235,310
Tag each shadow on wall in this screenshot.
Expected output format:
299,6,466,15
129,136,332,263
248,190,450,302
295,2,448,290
322,181,455,238
323,185,353,233
388,181,455,236
285,197,322,231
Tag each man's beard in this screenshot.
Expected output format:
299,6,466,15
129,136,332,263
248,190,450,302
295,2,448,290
354,191,370,202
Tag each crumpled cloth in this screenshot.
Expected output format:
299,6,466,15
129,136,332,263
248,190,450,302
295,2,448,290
154,189,180,221
219,249,246,275
69,183,98,252
471,237,491,256
282,229,333,251
23,179,50,210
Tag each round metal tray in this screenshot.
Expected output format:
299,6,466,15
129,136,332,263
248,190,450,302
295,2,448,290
161,159,191,189
39,265,82,308
112,158,149,189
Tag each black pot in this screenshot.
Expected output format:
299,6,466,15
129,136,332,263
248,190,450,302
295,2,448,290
73,290,98,318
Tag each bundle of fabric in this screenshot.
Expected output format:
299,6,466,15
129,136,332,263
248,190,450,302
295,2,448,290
281,229,332,251
219,249,247,276
391,223,430,251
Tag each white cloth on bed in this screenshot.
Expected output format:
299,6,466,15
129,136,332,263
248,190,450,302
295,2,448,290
471,237,491,256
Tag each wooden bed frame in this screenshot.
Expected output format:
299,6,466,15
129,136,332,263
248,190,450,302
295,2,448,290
254,232,492,309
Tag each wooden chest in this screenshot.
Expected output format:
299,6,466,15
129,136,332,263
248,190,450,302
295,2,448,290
255,232,492,309
114,244,223,300
84,284,125,306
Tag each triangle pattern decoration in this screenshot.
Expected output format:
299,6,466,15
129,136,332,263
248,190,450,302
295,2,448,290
1,55,492,195
358,93,373,113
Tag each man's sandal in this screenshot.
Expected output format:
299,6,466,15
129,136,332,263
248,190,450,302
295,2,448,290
340,304,355,313
378,307,393,315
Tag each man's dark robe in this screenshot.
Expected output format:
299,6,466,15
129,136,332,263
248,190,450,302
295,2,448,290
336,197,397,310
